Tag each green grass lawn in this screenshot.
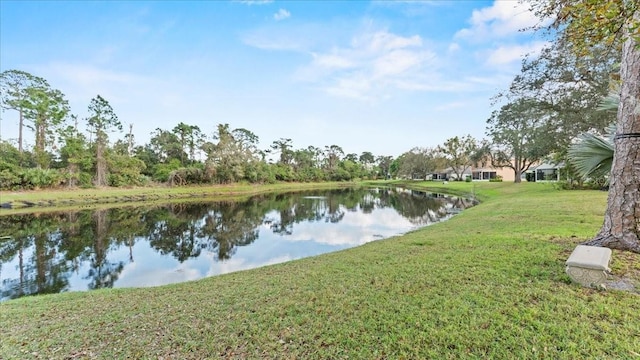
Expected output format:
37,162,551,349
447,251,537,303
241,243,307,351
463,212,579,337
1,182,639,359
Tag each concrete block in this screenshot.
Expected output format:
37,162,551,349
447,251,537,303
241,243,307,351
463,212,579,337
565,245,612,288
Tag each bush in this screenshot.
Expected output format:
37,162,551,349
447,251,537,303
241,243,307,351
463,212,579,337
20,168,64,189
0,169,21,190
489,175,503,182
167,167,208,186
152,159,183,182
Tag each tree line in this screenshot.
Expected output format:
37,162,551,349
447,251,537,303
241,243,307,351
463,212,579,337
0,70,506,190
0,25,626,192
0,72,406,189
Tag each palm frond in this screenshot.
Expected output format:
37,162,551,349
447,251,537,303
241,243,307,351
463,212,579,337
568,126,615,180
596,82,620,113
596,93,619,113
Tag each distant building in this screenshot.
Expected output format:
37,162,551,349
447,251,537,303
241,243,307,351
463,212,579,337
526,162,565,182
431,159,565,182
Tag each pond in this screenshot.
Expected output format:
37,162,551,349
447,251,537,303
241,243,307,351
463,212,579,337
0,187,475,301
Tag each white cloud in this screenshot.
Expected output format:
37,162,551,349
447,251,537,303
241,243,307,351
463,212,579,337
235,0,273,5
274,8,291,21
116,262,202,288
435,101,467,111
359,31,422,52
292,29,440,100
485,41,548,66
206,254,295,277
455,1,543,40
277,207,415,246
33,62,152,105
312,53,355,69
241,24,325,51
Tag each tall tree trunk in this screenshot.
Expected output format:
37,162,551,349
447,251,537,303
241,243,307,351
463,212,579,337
18,240,24,297
92,209,108,288
35,118,47,169
514,169,522,183
67,162,78,188
583,18,640,253
18,109,23,154
127,123,133,157
35,234,46,293
513,158,523,183
95,140,107,186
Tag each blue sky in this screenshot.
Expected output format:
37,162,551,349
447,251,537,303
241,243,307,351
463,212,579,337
0,0,547,158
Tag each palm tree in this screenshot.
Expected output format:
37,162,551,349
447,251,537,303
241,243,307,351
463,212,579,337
567,85,618,181
567,125,615,180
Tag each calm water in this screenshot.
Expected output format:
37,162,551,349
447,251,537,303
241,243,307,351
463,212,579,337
0,187,475,301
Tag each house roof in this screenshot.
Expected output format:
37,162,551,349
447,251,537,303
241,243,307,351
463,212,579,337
530,162,565,171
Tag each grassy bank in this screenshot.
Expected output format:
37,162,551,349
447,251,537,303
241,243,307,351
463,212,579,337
1,182,639,359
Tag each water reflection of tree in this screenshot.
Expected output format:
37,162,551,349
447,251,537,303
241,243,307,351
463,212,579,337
199,201,263,261
264,190,357,235
384,189,473,226
0,214,70,300
145,204,210,262
1,188,475,300
85,210,125,290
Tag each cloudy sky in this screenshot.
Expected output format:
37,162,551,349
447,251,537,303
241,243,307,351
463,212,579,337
0,0,548,158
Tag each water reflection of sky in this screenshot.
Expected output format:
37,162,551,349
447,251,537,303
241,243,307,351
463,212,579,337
107,206,416,289
1,189,471,299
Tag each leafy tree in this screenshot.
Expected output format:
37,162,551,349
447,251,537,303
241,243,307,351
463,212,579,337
358,151,375,178
132,144,162,177
232,128,260,155
270,138,294,165
86,95,122,186
486,98,553,183
58,116,92,187
204,124,260,183
323,145,344,171
344,153,358,163
494,41,617,152
0,70,48,155
172,122,203,165
21,84,70,169
107,152,147,186
359,151,375,167
149,128,185,164
336,159,362,181
290,147,324,181
532,0,640,252
438,135,480,180
377,155,394,179
397,147,439,180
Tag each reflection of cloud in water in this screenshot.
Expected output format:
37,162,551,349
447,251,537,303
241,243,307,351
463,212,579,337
205,254,293,277
0,188,471,300
281,207,415,246
116,261,201,288
116,251,295,288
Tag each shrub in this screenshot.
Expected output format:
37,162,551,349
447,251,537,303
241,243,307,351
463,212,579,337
167,167,208,186
0,169,21,190
20,168,64,189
